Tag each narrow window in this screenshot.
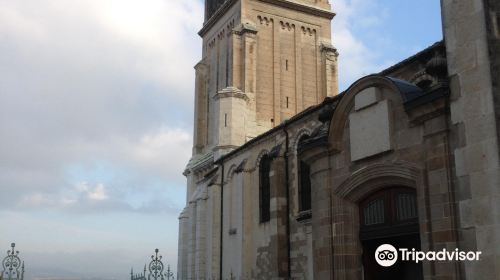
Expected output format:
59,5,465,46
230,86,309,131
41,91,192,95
259,154,271,222
226,45,229,86
224,113,227,127
297,135,312,212
285,59,289,71
299,161,312,211
286,97,289,108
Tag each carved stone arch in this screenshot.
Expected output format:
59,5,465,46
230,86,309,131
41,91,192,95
328,75,412,152
250,149,270,172
334,162,422,203
225,164,238,182
292,128,312,153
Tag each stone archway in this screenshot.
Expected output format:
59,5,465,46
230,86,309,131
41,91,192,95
331,162,425,279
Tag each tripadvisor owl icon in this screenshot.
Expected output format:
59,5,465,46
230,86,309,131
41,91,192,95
375,244,398,267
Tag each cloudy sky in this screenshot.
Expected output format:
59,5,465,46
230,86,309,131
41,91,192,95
0,0,441,279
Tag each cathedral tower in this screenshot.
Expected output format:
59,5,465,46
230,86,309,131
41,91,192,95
192,0,338,159
179,0,338,278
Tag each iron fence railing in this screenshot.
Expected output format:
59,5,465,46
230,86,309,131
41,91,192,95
131,249,173,280
1,243,24,280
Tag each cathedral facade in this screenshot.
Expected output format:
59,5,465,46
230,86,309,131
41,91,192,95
177,0,500,279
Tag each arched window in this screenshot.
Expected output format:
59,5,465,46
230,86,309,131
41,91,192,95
259,154,271,223
297,135,311,212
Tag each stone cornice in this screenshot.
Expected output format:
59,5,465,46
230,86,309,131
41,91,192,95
184,152,215,176
199,0,238,37
321,42,339,56
199,0,335,37
233,23,258,36
258,0,335,19
214,87,250,102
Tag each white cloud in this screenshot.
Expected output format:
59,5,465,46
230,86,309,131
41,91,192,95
131,127,192,175
0,0,201,212
332,0,393,90
76,182,108,201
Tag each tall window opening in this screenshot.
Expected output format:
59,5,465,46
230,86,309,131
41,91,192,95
297,135,311,212
259,154,271,223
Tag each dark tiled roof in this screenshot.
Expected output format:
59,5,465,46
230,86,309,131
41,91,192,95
379,41,444,76
386,77,425,103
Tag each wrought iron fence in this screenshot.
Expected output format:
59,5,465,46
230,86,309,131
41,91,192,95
131,249,173,280
1,243,24,280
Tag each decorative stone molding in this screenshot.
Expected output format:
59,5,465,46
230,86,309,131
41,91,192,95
334,162,422,202
226,19,235,37
185,152,215,176
214,87,249,102
225,164,237,181
178,207,189,219
257,15,273,26
301,26,316,36
291,128,312,153
234,159,247,173
410,70,436,89
233,23,258,36
328,75,412,153
217,29,226,40
320,42,339,59
199,0,238,36
208,37,216,49
250,149,270,172
279,20,295,31
258,0,335,19
224,165,244,183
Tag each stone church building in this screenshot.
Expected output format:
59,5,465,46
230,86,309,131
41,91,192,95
177,0,500,279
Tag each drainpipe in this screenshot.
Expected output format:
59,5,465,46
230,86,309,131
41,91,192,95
283,122,291,279
218,162,224,280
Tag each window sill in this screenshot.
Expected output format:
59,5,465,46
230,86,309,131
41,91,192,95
296,210,312,223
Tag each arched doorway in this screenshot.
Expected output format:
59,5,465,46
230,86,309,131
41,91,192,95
359,187,423,280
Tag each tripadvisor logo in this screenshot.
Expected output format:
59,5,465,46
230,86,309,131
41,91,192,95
375,244,482,267
375,244,398,267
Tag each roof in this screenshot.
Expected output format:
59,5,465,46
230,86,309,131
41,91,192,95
215,94,343,164
379,41,444,76
215,41,447,164
386,77,425,103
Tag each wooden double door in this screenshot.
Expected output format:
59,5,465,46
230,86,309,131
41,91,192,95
359,188,423,280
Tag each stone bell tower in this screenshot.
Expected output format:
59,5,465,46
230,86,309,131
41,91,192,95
192,0,339,160
178,0,338,278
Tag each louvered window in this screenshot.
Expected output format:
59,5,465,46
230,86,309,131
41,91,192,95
363,199,385,226
396,193,417,221
360,188,419,234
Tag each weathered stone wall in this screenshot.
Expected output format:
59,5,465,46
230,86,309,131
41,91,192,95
175,0,500,279
193,0,338,156
179,0,339,278
442,0,500,278
318,75,459,280
245,0,336,128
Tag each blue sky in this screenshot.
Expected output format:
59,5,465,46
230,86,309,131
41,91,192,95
0,0,441,279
